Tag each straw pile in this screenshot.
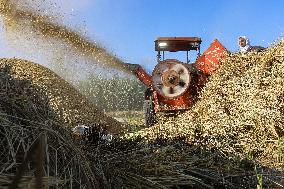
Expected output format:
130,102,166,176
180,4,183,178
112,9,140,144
0,61,106,188
0,58,123,133
135,38,284,165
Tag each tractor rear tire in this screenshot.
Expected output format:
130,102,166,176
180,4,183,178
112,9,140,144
144,98,156,127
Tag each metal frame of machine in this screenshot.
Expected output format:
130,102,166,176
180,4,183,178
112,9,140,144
124,37,228,126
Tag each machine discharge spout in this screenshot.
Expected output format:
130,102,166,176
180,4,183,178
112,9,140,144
123,63,152,87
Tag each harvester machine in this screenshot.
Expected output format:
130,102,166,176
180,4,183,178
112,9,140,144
125,37,228,126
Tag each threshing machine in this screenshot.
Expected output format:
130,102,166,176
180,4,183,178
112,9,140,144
125,37,228,126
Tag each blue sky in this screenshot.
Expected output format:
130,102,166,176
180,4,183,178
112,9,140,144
1,0,284,73
69,0,284,71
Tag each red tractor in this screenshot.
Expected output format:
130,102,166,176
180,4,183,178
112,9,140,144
125,37,228,126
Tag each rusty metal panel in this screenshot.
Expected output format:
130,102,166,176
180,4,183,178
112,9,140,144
195,39,228,75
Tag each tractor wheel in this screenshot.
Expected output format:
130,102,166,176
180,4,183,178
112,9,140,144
144,99,156,127
144,89,157,127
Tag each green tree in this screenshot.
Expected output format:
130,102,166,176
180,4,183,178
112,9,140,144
77,75,147,112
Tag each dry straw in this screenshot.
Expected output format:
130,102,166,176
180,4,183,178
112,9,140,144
137,38,284,166
0,61,104,188
0,58,123,133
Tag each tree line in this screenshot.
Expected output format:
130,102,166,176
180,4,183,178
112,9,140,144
76,75,147,112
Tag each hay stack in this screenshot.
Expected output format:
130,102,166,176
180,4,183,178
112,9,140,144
0,61,106,188
0,58,122,133
138,38,284,164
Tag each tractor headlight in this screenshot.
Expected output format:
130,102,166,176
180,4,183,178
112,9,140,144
158,42,168,47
